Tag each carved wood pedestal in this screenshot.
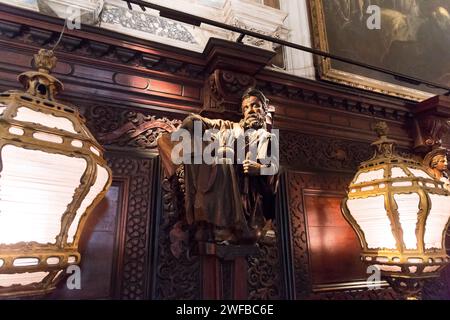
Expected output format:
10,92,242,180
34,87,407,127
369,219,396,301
197,242,259,300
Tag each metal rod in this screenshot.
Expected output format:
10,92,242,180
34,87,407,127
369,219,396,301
123,0,450,94
236,33,245,43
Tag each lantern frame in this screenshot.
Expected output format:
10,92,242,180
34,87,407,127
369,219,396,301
342,123,450,289
0,49,112,298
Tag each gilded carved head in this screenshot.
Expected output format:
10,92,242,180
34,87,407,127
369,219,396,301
423,148,448,179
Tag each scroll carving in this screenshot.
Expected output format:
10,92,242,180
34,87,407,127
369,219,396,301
85,106,181,151
154,173,200,300
248,235,281,300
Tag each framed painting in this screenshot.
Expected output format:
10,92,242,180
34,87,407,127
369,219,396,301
308,0,450,101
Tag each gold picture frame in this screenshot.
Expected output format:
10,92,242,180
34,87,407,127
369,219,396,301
308,0,450,101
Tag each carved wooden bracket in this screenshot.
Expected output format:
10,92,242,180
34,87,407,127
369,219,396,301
203,69,256,115
201,38,274,117
412,95,450,154
412,115,450,153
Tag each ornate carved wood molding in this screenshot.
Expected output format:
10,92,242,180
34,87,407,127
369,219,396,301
0,24,204,80
257,77,413,123
85,106,182,152
0,4,418,133
412,95,450,152
154,174,200,300
247,236,281,300
106,155,154,300
280,131,373,172
411,115,450,154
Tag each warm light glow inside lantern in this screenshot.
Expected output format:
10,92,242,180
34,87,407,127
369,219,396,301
0,49,112,298
342,122,450,295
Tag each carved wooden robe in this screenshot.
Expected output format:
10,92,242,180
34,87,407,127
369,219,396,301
158,114,278,243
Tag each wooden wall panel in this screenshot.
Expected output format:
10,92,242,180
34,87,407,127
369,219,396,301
287,171,399,299
304,193,366,285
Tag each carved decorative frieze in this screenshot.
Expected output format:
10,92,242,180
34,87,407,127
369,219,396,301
101,4,198,45
258,80,412,123
280,131,373,172
0,20,205,79
85,106,181,151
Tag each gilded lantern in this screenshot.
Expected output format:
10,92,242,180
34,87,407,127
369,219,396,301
0,49,112,298
342,122,450,286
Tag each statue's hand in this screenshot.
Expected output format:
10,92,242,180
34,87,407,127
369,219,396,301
243,159,262,176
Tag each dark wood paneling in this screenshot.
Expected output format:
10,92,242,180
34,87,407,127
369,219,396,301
287,171,399,299
304,193,366,285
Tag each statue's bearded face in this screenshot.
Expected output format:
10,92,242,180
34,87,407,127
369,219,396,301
241,96,266,129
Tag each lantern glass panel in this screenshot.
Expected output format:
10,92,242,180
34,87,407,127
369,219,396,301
0,272,49,287
354,169,384,184
14,107,77,133
376,265,402,272
0,145,87,244
424,194,450,249
67,165,110,243
394,193,420,250
408,168,432,179
346,195,397,249
391,167,407,178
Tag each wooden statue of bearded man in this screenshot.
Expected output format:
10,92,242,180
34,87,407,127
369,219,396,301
158,88,279,245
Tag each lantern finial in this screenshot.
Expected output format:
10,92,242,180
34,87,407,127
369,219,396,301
18,49,63,99
374,121,389,138
369,121,396,160
33,49,57,74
